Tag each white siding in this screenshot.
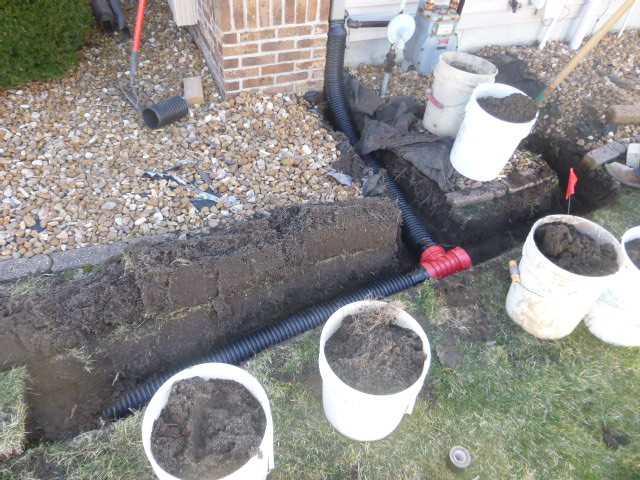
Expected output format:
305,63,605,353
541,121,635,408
344,0,640,66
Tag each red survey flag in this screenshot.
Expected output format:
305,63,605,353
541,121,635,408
565,168,578,200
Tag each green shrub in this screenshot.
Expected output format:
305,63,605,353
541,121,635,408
0,0,93,89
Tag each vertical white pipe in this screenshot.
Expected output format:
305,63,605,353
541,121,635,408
539,1,565,50
618,0,639,37
330,0,347,21
570,0,602,50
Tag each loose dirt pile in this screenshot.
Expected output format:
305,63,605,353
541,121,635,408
625,238,640,269
449,62,481,74
151,378,266,480
478,94,538,123
535,222,618,276
325,308,425,395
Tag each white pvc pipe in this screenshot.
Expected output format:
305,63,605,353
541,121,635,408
330,0,347,21
618,0,639,37
539,1,565,50
570,0,603,50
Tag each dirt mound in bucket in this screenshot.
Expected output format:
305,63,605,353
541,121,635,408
478,93,538,123
151,378,266,480
325,308,425,395
625,239,640,269
535,222,618,276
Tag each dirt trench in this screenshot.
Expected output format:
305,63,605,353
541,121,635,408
0,198,406,441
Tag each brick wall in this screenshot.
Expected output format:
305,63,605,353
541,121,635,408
196,0,330,96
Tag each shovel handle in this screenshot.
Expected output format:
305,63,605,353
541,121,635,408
509,260,521,284
133,0,147,53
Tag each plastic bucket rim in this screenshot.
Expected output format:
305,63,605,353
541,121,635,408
439,51,498,77
319,300,431,401
469,82,539,126
527,214,624,281
141,362,273,480
621,225,640,273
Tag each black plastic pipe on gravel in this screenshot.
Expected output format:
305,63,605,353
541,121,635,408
324,19,436,252
103,268,429,419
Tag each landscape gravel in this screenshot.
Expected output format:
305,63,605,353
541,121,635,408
0,1,357,260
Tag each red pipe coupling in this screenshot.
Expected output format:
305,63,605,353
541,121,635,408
420,245,473,280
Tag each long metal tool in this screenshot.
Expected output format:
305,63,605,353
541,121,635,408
120,0,148,111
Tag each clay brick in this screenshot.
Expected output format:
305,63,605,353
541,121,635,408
607,104,640,125
232,0,245,30
296,59,324,70
223,57,240,69
214,0,233,31
307,0,318,21
285,0,295,23
312,47,326,59
262,39,295,52
223,32,238,44
310,69,324,80
296,0,307,23
225,67,260,79
277,25,313,37
223,43,259,56
279,50,311,62
259,0,270,27
273,0,283,25
277,71,309,83
243,76,275,88
247,0,258,28
242,54,276,66
297,37,325,49
312,23,328,34
239,28,276,42
581,142,627,171
319,0,330,20
263,84,294,95
262,63,294,75
225,80,240,91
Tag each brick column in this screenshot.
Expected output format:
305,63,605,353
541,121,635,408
196,0,331,96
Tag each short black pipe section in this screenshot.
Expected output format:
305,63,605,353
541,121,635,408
347,18,391,29
103,268,429,419
142,96,189,129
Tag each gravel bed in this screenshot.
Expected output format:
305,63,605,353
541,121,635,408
0,0,357,260
351,64,433,99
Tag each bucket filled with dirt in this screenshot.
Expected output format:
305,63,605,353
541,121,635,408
506,215,623,340
319,300,431,441
586,225,640,346
450,83,539,182
142,363,274,480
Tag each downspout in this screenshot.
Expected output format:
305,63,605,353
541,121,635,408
570,0,602,50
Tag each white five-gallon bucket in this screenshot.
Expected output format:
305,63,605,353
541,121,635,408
423,52,498,137
450,83,538,182
506,215,624,340
585,226,640,346
142,363,275,480
319,300,431,442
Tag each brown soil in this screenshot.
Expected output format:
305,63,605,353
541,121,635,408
478,93,538,123
535,222,618,276
324,307,425,395
625,239,640,269
0,199,404,441
151,378,266,480
449,62,481,74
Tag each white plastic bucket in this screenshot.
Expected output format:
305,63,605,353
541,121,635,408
505,215,624,340
142,363,275,480
319,300,431,442
585,226,640,346
450,83,538,182
423,52,498,138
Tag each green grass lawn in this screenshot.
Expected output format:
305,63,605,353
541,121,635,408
2,189,639,479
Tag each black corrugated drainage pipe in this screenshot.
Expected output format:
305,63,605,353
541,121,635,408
104,268,429,419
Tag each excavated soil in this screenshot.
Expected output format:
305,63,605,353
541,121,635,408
535,222,618,276
625,239,640,269
449,62,481,74
151,378,266,480
478,93,538,123
0,199,404,440
325,308,425,395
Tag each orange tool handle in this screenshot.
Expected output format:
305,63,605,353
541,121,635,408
133,0,148,53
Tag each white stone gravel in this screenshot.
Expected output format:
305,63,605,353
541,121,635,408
0,1,357,260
